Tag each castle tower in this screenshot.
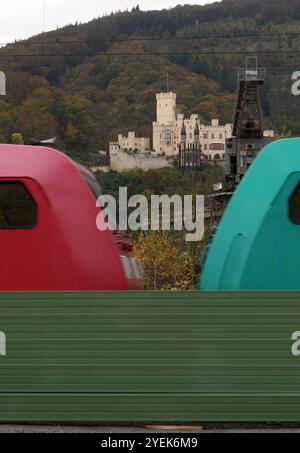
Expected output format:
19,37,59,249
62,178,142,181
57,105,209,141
156,92,176,124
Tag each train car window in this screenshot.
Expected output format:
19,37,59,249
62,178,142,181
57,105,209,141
290,183,300,225
0,182,37,229
80,172,102,199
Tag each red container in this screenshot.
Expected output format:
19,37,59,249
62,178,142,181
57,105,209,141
0,144,131,290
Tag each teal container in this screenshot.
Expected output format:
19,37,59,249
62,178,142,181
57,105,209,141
201,138,300,290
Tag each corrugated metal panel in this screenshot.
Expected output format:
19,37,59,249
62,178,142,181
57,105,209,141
0,291,300,421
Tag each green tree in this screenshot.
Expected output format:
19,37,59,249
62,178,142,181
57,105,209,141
64,122,79,147
16,87,58,142
276,121,292,138
55,94,100,151
11,132,24,145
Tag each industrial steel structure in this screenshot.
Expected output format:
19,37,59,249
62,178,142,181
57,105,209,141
225,57,275,188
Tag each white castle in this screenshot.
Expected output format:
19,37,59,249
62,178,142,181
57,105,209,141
152,92,233,160
109,90,274,171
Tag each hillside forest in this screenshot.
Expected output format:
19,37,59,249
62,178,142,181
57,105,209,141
0,0,300,155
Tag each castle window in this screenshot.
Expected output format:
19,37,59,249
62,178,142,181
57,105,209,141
210,143,224,151
164,130,172,144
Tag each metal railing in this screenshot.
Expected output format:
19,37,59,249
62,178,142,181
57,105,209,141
238,67,265,81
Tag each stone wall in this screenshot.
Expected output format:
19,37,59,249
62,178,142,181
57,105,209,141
110,150,172,172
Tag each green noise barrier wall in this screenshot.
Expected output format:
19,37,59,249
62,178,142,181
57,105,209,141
0,291,300,422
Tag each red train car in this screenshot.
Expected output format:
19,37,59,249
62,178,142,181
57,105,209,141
0,144,142,290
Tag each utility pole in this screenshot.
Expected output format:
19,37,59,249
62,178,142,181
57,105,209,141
43,0,47,33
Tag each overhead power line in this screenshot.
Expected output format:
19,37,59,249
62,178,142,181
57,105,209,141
1,30,300,48
0,49,300,58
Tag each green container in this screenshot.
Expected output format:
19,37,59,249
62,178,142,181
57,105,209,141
0,291,300,422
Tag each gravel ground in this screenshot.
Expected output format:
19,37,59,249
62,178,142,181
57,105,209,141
0,424,300,433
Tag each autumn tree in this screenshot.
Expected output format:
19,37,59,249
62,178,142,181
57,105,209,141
133,231,196,290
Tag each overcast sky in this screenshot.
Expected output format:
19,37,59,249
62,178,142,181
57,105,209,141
0,0,219,44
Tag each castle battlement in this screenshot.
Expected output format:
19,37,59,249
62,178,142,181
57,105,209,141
156,92,176,100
